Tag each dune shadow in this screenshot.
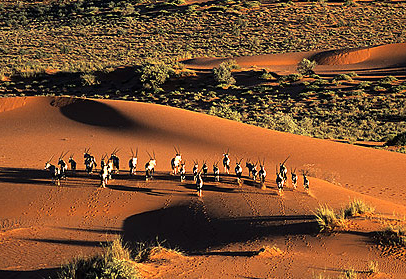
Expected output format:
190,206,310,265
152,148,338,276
0,167,50,185
58,98,136,129
123,204,318,252
0,268,59,279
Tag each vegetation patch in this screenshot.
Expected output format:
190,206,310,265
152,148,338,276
343,199,375,218
374,225,406,247
57,238,140,279
314,204,346,232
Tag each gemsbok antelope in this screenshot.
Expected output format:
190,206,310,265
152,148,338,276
68,154,76,173
84,148,97,174
258,159,266,185
196,171,203,197
213,162,220,182
202,160,208,176
100,163,109,188
279,156,290,182
179,161,186,182
145,151,156,180
291,168,298,189
251,162,258,181
193,160,199,181
235,158,243,184
246,160,255,178
222,150,230,174
109,148,120,174
58,151,69,179
129,148,138,176
276,167,284,195
303,171,310,191
44,155,61,186
171,146,182,175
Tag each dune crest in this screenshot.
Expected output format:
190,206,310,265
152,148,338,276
311,47,371,65
0,97,27,113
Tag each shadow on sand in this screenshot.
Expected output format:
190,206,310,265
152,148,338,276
123,204,318,253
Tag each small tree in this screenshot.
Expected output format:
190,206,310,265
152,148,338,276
212,59,238,86
297,58,316,76
139,61,172,90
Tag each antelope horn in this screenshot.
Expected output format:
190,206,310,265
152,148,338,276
131,148,134,157
135,147,138,157
146,150,152,159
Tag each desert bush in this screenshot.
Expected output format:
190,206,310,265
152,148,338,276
375,225,406,247
297,58,316,75
343,199,375,217
57,238,139,279
139,61,172,90
333,74,353,83
386,131,406,146
80,73,100,86
314,205,346,232
208,103,242,122
212,59,238,85
378,75,398,85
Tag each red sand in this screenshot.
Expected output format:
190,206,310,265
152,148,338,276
0,96,405,278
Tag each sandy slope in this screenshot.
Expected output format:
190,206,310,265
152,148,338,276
0,96,405,278
182,43,406,76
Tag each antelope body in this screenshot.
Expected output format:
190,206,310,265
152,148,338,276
145,151,156,180
129,148,138,176
196,172,203,197
180,162,186,182
223,151,230,174
171,147,182,175
213,162,220,182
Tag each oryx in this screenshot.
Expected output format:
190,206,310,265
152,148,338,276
192,160,199,181
258,159,266,185
84,148,97,174
251,161,258,181
129,148,138,176
58,151,69,179
202,160,208,176
68,154,76,173
100,163,109,188
303,171,309,191
109,148,120,174
291,168,298,189
276,166,284,195
213,161,220,182
145,151,156,180
44,155,61,186
235,158,243,184
196,171,203,197
246,160,255,178
171,146,182,175
180,161,186,182
222,149,230,174
279,156,290,182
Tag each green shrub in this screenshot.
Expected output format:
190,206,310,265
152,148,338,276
208,103,242,121
212,59,238,85
297,58,316,75
80,73,100,86
386,131,406,146
343,199,375,217
139,61,172,90
57,238,139,279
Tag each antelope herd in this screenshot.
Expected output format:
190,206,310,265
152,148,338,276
44,147,310,197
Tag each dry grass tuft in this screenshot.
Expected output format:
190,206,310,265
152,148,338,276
375,224,406,247
314,204,346,232
344,199,375,218
57,238,139,279
134,240,184,263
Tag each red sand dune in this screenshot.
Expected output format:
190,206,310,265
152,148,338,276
182,43,406,75
0,96,406,278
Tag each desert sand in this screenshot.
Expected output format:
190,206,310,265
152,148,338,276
1,43,406,279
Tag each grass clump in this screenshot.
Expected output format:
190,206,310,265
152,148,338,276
343,199,375,218
339,268,357,279
139,61,172,91
57,238,139,279
386,131,406,146
314,204,346,232
134,240,184,263
367,260,379,274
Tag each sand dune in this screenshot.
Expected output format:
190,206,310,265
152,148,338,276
0,96,406,278
182,43,406,73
